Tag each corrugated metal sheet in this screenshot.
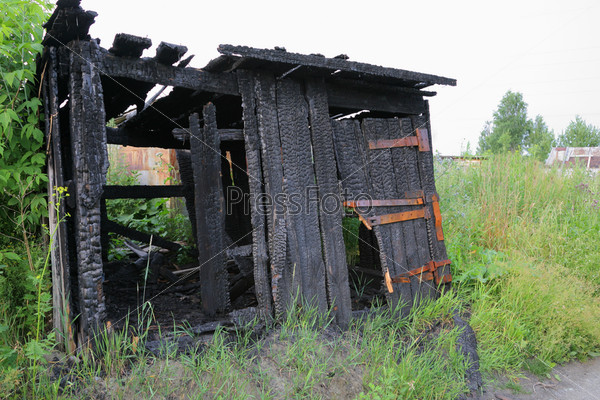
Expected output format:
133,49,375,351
108,145,180,185
545,147,600,170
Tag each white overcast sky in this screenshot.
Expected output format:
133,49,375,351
81,0,600,155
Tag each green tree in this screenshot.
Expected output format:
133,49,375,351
478,91,532,154
526,115,555,161
0,0,51,243
557,115,600,147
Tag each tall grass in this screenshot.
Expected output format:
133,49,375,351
437,152,600,375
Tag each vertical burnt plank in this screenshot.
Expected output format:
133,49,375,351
412,103,451,285
237,70,273,319
276,78,328,313
190,107,230,316
362,119,412,311
68,41,108,344
390,119,436,301
45,47,75,352
253,72,290,316
305,78,351,327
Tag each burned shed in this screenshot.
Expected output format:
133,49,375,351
41,1,457,349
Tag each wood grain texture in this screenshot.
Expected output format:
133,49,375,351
68,41,108,344
253,72,290,317
45,47,75,352
276,78,328,313
190,109,230,316
305,78,352,328
412,104,451,287
237,70,273,320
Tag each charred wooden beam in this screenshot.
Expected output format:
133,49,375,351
218,45,457,87
326,82,426,115
102,185,190,199
68,41,108,344
102,219,181,251
190,108,230,316
100,53,238,95
106,127,244,149
155,42,188,66
106,126,188,149
172,128,244,142
43,1,97,47
109,33,152,58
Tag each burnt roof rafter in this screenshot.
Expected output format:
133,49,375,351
214,44,457,88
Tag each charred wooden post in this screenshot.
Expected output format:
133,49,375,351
67,40,109,344
190,108,230,316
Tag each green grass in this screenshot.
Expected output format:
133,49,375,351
3,294,470,399
437,152,600,375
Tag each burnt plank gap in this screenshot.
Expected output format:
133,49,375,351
190,108,230,316
237,70,273,320
68,40,108,345
276,78,328,313
305,78,352,328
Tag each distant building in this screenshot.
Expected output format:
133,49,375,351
545,147,600,170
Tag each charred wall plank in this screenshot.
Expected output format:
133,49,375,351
304,78,351,328
412,103,451,285
253,72,291,317
190,108,230,316
68,41,108,344
276,78,328,313
237,70,273,319
44,47,75,352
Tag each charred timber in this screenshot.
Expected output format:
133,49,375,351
102,185,190,199
101,219,181,252
99,54,238,95
218,45,457,87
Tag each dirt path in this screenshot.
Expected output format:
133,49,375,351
483,356,600,400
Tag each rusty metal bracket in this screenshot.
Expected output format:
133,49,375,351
390,259,452,287
424,193,444,241
363,207,431,229
344,198,423,208
368,128,431,152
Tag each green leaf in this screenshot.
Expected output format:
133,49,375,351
24,339,49,361
1,252,21,261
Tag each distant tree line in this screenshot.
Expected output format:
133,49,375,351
477,90,600,161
